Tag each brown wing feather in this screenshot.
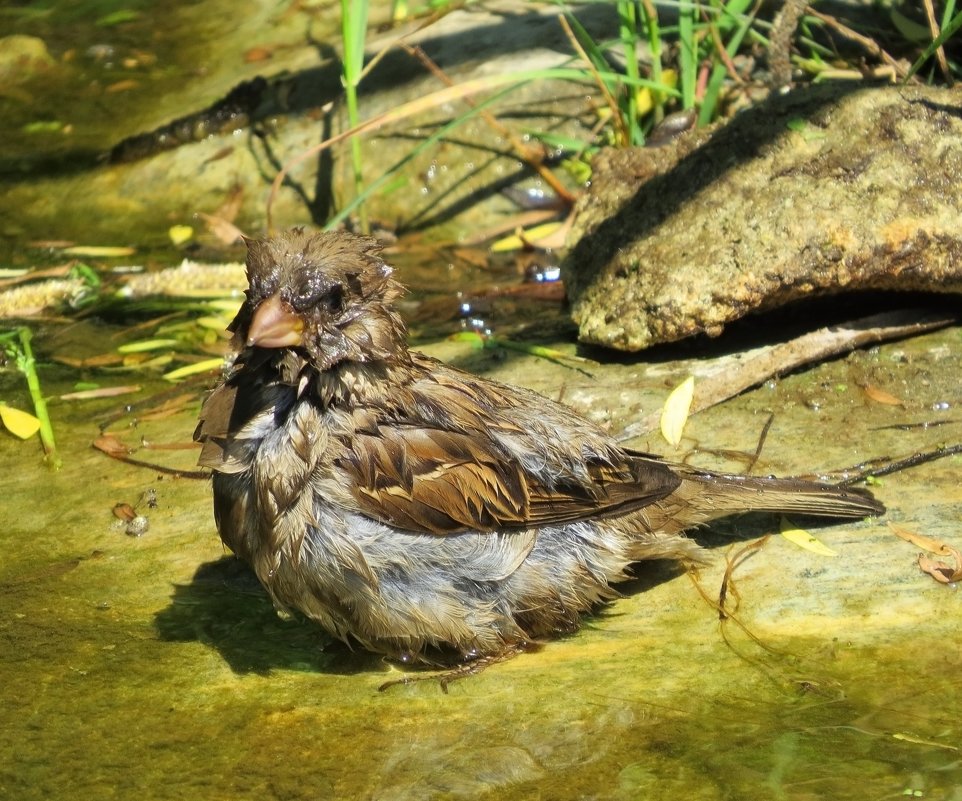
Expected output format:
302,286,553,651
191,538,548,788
337,423,681,535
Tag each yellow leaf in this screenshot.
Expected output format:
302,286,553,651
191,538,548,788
780,517,837,556
660,375,694,446
168,225,194,245
490,222,563,252
163,357,225,381
117,338,179,354
636,69,678,115
205,299,244,313
0,403,42,439
61,245,136,257
194,315,232,331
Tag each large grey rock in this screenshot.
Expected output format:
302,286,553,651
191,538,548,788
563,83,962,351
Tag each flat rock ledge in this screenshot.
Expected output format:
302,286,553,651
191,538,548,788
562,83,962,351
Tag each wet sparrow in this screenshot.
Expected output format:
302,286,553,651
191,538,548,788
195,228,883,674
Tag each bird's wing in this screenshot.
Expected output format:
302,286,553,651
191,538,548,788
335,364,682,535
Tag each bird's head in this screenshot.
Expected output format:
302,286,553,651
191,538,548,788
230,228,409,370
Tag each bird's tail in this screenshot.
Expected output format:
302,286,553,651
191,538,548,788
669,463,885,521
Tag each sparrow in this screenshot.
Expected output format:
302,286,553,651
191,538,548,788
195,228,884,676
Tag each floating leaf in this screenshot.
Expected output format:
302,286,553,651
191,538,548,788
194,315,232,331
60,385,141,401
887,521,953,555
105,79,139,93
660,376,695,446
117,338,179,354
889,522,962,584
780,517,837,556
162,357,224,381
0,403,42,439
168,225,194,245
490,222,564,252
448,331,486,349
123,353,173,370
22,120,64,134
96,9,141,26
891,732,960,752
860,383,903,406
918,549,962,584
61,245,136,257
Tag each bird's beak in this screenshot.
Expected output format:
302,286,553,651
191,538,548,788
246,295,304,348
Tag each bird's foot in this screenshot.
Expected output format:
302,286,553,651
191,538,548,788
378,643,530,693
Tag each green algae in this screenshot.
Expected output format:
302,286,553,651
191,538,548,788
1,323,960,800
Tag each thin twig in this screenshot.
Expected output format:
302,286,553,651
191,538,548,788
768,0,807,87
401,43,576,204
835,443,962,486
745,412,775,475
265,68,595,230
557,13,629,147
705,13,745,85
805,7,910,80
920,0,952,83
618,309,956,441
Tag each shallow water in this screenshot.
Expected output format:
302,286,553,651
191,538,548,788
2,1,961,798
2,320,961,800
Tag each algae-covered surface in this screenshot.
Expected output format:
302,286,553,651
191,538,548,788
2,2,960,797
2,319,960,800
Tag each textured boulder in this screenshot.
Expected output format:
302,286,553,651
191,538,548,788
563,84,962,351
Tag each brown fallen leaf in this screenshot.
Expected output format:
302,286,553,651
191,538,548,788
93,431,208,479
112,502,137,521
196,213,245,246
918,548,962,584
888,521,954,555
60,385,141,401
859,382,904,406
93,433,134,458
53,352,126,368
105,79,139,93
888,522,962,585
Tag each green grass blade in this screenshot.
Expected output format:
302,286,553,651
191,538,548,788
905,8,962,81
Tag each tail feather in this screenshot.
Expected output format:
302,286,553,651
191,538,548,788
671,465,885,521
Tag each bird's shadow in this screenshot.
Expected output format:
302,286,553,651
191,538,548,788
154,556,385,678
154,513,838,676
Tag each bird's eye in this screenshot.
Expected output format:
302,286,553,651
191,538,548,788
291,280,344,313
319,284,344,313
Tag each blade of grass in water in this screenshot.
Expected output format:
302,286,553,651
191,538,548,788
6,327,61,468
328,85,523,231
269,67,681,228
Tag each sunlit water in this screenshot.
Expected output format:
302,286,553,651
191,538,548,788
2,2,961,799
